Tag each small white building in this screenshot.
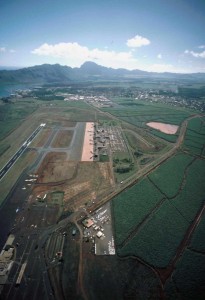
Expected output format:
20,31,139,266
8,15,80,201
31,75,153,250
96,231,103,238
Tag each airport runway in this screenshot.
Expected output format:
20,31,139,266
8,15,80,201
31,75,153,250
0,123,46,181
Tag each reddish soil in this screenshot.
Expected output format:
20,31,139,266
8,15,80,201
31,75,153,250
147,122,179,134
81,122,94,161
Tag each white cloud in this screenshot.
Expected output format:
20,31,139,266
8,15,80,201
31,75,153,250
9,49,16,53
0,47,6,52
198,45,205,49
31,42,139,69
184,49,205,58
157,54,162,59
126,35,150,48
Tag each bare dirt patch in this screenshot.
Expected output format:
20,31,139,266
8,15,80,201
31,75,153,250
37,152,76,183
35,156,113,211
81,122,94,161
147,122,179,134
52,130,73,148
63,162,113,211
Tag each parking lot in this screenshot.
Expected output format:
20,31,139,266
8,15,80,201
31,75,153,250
83,202,115,255
104,125,127,153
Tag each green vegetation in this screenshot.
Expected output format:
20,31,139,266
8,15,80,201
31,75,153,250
183,117,205,156
139,156,154,165
112,177,163,245
99,154,109,162
63,100,90,109
149,129,178,143
168,250,205,300
103,100,190,125
189,214,205,252
173,159,205,222
113,115,205,270
0,101,37,141
119,201,189,268
149,153,194,198
103,100,191,143
178,86,205,98
0,143,10,156
112,151,136,181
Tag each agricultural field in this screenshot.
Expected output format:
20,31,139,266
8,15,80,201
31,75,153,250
183,117,205,156
172,158,205,222
189,214,205,252
112,177,164,246
112,112,205,293
118,200,189,268
103,99,191,142
113,156,205,267
165,250,205,300
148,153,194,198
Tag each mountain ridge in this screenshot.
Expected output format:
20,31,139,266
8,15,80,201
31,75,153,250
0,61,205,84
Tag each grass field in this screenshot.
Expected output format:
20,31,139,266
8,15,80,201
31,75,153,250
0,100,37,141
0,150,37,205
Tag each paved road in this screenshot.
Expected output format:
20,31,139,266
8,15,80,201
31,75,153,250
0,123,46,181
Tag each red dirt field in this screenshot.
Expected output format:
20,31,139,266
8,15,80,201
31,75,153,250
81,122,94,161
34,150,114,212
147,122,179,134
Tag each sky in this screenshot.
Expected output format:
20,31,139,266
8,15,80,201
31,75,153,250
0,0,205,73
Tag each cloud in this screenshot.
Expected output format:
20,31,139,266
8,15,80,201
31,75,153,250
157,54,162,59
31,42,139,69
184,49,205,58
198,45,205,49
0,47,6,52
126,35,150,48
9,49,16,53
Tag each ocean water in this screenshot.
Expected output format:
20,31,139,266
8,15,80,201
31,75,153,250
0,83,37,97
